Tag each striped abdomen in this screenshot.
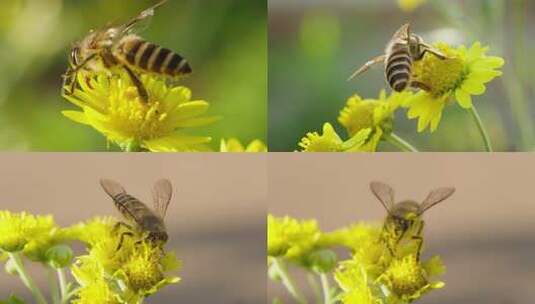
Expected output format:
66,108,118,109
117,35,192,77
112,192,154,225
385,44,412,92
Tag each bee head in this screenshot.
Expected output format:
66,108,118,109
392,216,411,232
147,231,168,245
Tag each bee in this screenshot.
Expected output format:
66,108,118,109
62,0,191,102
100,178,173,250
370,181,455,260
348,23,447,92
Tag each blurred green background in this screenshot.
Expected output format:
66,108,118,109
269,0,535,151
0,0,266,151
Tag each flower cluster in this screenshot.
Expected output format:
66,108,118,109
298,41,504,152
0,211,181,304
299,91,409,152
0,211,71,262
69,217,180,303
267,214,446,304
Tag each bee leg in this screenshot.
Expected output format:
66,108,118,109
123,65,149,103
419,42,448,60
116,231,135,251
411,221,425,261
348,55,386,81
112,221,134,232
410,80,431,91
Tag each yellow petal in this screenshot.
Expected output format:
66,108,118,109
469,69,502,83
171,116,221,128
220,138,245,152
245,140,268,152
461,78,486,95
62,111,90,125
455,89,473,109
143,133,212,152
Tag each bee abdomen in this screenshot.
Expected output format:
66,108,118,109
385,50,412,92
113,193,143,221
122,38,191,76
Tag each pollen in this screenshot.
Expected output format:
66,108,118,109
411,44,466,98
383,254,427,296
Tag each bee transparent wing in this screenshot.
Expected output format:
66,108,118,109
121,0,168,34
392,23,411,41
370,181,395,212
420,187,455,213
100,179,127,198
152,179,173,219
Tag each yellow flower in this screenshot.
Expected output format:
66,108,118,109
220,138,267,152
397,0,427,12
62,70,219,151
267,214,321,261
0,211,59,261
337,91,410,151
379,254,445,302
405,42,504,132
320,223,380,251
63,217,116,247
72,278,121,304
335,258,381,304
298,123,373,152
71,216,181,300
121,243,165,292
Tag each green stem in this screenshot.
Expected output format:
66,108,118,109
307,273,322,304
48,268,60,304
272,258,307,304
468,105,493,152
384,133,419,152
57,268,68,303
63,287,80,304
319,274,332,304
8,253,48,304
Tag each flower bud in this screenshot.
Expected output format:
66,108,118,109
307,249,337,273
46,245,73,268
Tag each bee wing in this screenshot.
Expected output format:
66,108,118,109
152,179,173,219
120,0,168,34
370,181,395,212
100,178,127,198
392,23,411,41
420,187,455,213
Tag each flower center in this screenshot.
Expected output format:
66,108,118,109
108,86,170,140
338,96,377,136
411,44,466,97
385,255,427,296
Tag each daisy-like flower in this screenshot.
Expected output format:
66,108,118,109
62,70,219,152
397,0,427,12
405,42,504,132
220,138,267,152
298,123,373,152
378,254,445,302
